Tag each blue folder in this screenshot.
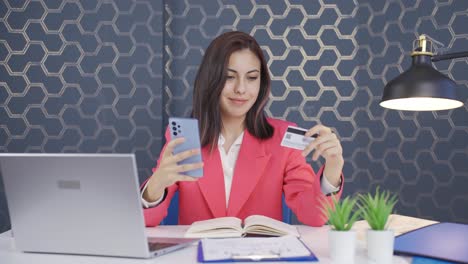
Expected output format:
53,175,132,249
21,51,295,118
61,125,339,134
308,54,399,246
394,222,468,264
412,256,455,264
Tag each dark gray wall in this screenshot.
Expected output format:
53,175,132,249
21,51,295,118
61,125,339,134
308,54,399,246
1,0,467,232
0,0,164,231
163,0,468,224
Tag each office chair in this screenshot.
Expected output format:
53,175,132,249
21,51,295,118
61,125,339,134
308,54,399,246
161,193,293,225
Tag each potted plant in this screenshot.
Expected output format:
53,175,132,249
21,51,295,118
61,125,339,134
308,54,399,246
322,196,360,264
358,188,398,264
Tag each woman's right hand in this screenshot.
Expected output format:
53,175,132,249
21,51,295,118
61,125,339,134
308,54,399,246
143,137,204,202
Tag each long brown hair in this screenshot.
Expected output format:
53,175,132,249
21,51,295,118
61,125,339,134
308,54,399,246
192,31,274,148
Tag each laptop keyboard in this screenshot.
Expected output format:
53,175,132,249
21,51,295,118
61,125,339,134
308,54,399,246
148,242,177,252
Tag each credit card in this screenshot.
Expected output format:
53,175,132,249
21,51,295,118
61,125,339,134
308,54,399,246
280,126,318,150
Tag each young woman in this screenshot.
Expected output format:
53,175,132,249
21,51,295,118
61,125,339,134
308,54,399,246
141,31,344,227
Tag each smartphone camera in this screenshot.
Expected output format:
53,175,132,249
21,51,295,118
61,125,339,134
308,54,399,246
171,122,182,136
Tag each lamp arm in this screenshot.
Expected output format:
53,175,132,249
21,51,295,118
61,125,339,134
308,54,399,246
431,51,468,62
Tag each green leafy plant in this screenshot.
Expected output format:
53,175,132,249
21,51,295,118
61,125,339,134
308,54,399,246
358,188,398,230
321,196,360,231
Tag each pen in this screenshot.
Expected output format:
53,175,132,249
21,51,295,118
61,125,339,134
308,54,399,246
231,254,281,261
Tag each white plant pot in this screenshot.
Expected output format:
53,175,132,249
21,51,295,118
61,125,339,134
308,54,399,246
367,229,395,264
329,229,356,264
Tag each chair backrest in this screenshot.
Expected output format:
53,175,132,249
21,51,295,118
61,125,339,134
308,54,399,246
281,194,292,224
161,192,179,225
161,193,293,225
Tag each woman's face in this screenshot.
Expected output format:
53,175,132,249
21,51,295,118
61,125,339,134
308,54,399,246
220,49,261,121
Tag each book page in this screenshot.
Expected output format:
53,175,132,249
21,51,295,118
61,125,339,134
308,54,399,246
185,217,243,238
244,215,300,237
200,236,314,261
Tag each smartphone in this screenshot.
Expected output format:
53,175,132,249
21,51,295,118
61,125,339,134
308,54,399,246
168,117,203,177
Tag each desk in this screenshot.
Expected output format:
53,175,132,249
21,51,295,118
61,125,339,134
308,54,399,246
0,215,437,264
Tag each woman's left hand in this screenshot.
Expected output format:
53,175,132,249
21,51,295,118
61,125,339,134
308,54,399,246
301,124,344,188
301,124,343,163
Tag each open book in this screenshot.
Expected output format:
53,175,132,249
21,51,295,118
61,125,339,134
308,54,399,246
184,215,300,238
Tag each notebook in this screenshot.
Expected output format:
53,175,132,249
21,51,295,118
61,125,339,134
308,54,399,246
185,215,300,238
394,222,468,264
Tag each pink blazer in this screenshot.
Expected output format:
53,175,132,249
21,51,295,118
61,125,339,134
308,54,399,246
143,118,343,227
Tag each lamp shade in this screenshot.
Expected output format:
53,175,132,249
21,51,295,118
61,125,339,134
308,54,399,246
380,55,463,111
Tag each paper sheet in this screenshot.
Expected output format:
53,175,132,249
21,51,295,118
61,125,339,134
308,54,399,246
200,235,311,261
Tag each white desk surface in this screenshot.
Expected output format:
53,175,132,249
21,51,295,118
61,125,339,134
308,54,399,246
0,214,437,264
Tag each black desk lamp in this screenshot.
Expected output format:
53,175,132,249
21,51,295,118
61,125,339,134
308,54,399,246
380,35,468,111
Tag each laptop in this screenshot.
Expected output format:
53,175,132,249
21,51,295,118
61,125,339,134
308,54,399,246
0,153,197,258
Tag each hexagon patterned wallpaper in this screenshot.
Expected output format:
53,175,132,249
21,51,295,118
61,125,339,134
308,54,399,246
164,0,468,225
0,0,165,231
0,0,467,232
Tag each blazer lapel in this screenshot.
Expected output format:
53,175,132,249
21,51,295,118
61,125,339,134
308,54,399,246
196,147,227,218
227,131,271,216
